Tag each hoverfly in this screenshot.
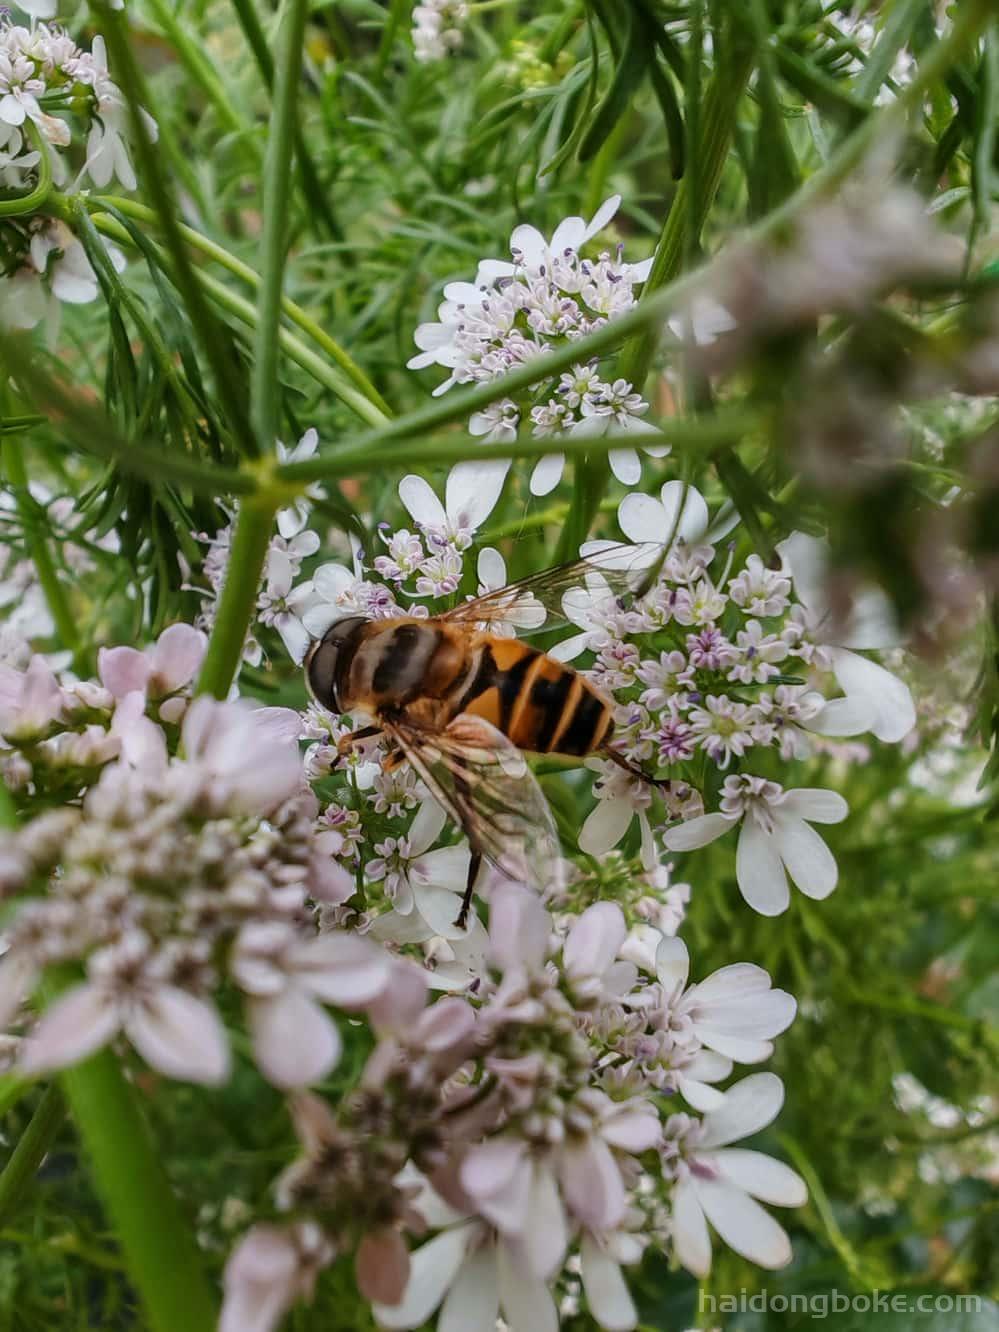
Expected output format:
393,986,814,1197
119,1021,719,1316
304,543,667,928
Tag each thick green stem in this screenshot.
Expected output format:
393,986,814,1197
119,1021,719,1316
252,0,310,450
3,438,80,655
196,491,279,699
0,1083,64,1224
60,1049,217,1332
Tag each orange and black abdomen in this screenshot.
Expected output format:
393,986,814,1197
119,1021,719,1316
456,635,614,757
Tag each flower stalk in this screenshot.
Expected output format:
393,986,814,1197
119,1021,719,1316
0,1083,64,1225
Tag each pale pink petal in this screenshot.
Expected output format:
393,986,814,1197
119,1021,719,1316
126,986,231,1085
670,1178,711,1277
438,1247,499,1332
0,951,36,1029
600,1102,661,1152
663,812,733,852
692,1176,794,1269
19,983,121,1074
735,819,790,916
220,1225,306,1332
559,1134,625,1230
291,932,392,1007
496,1239,559,1332
356,1228,410,1306
248,988,342,1089
713,1149,808,1207
97,645,149,698
150,623,207,693
699,1072,785,1149
415,997,475,1052
580,1235,637,1332
311,561,356,603
374,1225,474,1329
564,901,626,980
488,883,550,974
462,1140,532,1232
771,813,838,900
523,1164,567,1279
412,844,471,896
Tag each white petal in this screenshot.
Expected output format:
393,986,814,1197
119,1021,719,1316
564,901,626,980
443,281,489,305
670,1178,712,1277
477,547,506,590
693,1176,793,1269
828,647,915,743
776,531,827,618
509,224,548,267
412,883,471,939
805,695,876,736
658,481,709,543
408,798,449,857
677,1077,728,1112
550,216,587,253
580,1237,637,1332
842,586,902,650
497,1241,559,1332
529,453,565,496
771,812,838,900
548,631,590,663
374,1225,475,1329
127,987,230,1085
700,1072,785,1149
558,1134,625,1231
579,798,633,855
20,983,120,1074
654,934,689,993
779,788,848,824
438,1248,499,1332
663,812,733,852
617,493,666,545
311,561,355,602
583,195,621,242
608,448,641,485
735,819,790,916
248,988,342,1089
714,1149,808,1207
693,1032,774,1064
687,961,770,1003
399,475,447,530
523,1164,567,1279
446,461,509,531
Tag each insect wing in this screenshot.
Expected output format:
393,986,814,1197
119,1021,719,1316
382,714,565,896
435,541,664,636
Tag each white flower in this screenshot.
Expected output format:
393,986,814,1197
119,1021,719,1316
569,377,668,486
399,463,507,552
616,480,710,552
663,775,848,916
578,763,656,868
258,549,320,664
366,800,475,939
275,428,324,538
668,1073,807,1277
778,531,916,742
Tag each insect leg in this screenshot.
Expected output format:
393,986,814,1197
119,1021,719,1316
600,742,675,796
336,724,383,758
454,848,483,931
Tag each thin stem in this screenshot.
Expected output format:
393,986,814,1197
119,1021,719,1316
85,194,390,421
2,437,80,656
252,0,310,451
0,1084,64,1225
83,210,386,428
60,1047,217,1332
196,491,279,699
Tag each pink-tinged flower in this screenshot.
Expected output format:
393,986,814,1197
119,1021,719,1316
0,654,66,740
778,531,915,742
231,923,393,1089
97,623,207,700
664,776,848,916
562,901,637,1004
275,428,324,539
578,1222,647,1332
180,696,303,816
257,550,320,665
110,690,168,769
220,1221,335,1332
19,934,230,1085
486,880,552,979
356,1227,411,1306
667,1073,807,1277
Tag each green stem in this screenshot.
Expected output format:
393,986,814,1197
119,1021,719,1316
196,491,279,699
0,1075,31,1119
0,122,52,218
2,438,80,655
82,199,390,426
0,1084,64,1225
252,0,310,450
778,1134,875,1289
60,1048,217,1332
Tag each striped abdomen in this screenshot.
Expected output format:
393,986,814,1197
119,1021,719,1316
338,619,613,758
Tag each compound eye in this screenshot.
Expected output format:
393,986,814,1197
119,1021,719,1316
305,638,341,712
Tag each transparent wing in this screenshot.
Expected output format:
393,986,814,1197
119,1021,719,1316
382,713,565,896
435,541,665,636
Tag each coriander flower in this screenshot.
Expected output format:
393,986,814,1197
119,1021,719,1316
399,464,508,552
663,775,848,915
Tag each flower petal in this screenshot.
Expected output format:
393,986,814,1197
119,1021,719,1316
654,934,689,994
771,812,838,899
670,1178,711,1277
692,1176,794,1269
399,475,447,531
496,1239,559,1332
248,988,342,1089
580,1236,637,1332
579,798,634,855
829,647,915,743
735,819,790,916
20,983,121,1075
529,453,565,497
127,986,231,1085
374,1225,474,1329
663,813,734,852
714,1148,808,1207
700,1072,785,1149
659,480,709,543
438,1247,499,1332
564,901,626,981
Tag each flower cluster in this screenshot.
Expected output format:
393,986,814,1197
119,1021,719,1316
409,197,668,494
219,887,806,1332
412,0,469,63
0,13,155,329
